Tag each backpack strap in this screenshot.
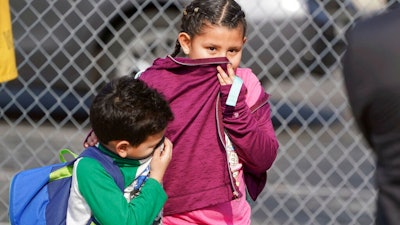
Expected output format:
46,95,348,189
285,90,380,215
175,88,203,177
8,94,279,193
78,146,125,225
59,148,78,163
78,146,124,191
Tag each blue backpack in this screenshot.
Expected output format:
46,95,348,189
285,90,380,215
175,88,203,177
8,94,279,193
9,146,124,225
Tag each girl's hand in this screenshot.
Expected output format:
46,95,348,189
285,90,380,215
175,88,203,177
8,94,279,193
83,130,99,148
149,137,173,183
217,63,236,86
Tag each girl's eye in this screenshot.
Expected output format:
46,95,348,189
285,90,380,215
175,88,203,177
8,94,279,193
208,47,216,51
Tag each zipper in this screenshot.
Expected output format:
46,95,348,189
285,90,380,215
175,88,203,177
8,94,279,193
249,93,270,113
215,95,240,199
216,90,270,199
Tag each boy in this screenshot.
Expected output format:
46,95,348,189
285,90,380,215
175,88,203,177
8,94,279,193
67,76,174,225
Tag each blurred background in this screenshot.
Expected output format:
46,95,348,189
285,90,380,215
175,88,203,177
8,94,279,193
0,0,397,224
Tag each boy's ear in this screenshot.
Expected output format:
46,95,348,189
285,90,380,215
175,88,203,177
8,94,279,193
115,140,130,158
178,32,191,55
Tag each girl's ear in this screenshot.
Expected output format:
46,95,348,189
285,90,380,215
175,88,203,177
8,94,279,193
178,32,191,55
115,140,130,158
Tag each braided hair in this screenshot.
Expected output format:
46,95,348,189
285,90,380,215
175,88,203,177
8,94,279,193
171,0,247,57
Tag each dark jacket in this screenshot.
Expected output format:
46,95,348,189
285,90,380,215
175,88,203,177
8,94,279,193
342,8,400,147
342,8,400,225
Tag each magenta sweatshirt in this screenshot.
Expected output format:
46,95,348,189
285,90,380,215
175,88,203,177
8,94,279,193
139,56,278,216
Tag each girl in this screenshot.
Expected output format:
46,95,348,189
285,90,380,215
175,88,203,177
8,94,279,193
86,0,278,224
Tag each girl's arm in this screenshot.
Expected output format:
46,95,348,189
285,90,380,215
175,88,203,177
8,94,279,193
83,130,98,148
219,70,279,174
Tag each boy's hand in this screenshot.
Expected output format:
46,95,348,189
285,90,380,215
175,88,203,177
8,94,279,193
217,63,236,86
149,137,173,183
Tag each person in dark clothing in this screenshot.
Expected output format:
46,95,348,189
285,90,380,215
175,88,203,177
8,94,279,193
342,7,400,225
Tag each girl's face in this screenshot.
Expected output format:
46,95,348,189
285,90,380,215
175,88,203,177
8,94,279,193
179,24,246,70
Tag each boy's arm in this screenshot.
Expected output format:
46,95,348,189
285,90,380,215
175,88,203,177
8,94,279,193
75,158,167,225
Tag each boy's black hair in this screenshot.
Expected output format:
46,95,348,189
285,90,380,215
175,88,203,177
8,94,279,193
90,76,174,146
172,0,247,57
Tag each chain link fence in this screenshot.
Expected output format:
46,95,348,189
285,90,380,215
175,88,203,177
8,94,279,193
0,0,396,224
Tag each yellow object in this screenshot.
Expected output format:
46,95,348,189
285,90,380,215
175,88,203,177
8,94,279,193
0,0,18,83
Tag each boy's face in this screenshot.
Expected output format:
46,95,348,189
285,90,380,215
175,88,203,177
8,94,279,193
182,24,246,70
123,131,165,160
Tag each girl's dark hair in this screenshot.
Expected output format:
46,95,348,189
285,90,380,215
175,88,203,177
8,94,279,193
171,0,247,57
90,76,174,146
